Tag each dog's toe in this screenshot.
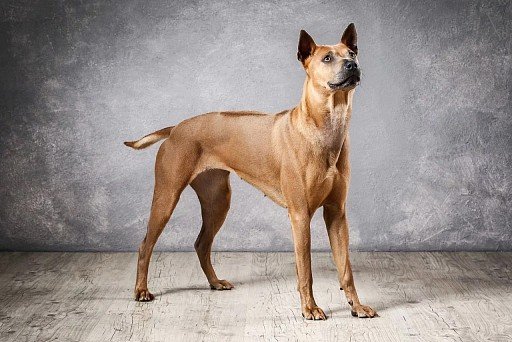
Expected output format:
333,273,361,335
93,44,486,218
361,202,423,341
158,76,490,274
350,304,377,318
209,279,234,290
302,306,327,320
135,289,155,302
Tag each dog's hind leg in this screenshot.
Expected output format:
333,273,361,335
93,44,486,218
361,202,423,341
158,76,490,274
190,169,233,290
134,139,196,301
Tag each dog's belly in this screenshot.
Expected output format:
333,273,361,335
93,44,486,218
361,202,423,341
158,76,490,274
234,171,287,208
193,155,287,208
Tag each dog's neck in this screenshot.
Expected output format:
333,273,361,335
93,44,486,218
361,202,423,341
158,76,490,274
294,77,353,149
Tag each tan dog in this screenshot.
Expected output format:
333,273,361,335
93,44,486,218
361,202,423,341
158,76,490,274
125,23,376,320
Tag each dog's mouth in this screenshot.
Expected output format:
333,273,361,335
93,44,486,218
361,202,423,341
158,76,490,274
328,75,360,90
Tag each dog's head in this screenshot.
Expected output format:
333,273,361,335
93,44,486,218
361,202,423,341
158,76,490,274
297,23,360,92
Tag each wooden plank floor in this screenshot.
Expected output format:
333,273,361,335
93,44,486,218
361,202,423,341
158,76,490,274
0,252,510,341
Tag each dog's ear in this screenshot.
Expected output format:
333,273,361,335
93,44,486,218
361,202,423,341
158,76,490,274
341,23,357,54
297,30,316,63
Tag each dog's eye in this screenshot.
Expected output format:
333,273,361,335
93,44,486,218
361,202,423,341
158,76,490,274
323,55,332,62
348,51,356,58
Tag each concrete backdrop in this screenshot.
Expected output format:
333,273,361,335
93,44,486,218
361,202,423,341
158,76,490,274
0,0,511,252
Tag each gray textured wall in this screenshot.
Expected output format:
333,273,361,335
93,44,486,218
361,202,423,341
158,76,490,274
1,0,511,252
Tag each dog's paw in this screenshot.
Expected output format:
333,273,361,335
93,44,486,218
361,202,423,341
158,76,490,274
134,289,155,302
350,304,377,318
302,306,327,320
209,279,234,290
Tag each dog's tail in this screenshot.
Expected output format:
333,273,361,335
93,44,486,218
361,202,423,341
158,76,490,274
124,126,174,150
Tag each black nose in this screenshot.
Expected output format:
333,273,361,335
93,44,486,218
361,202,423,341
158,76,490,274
344,60,358,70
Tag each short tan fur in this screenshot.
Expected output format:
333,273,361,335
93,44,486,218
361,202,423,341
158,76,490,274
125,23,376,320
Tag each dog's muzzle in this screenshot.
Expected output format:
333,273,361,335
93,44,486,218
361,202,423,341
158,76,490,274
328,61,361,90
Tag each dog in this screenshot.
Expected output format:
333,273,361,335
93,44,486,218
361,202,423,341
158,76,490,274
124,23,376,320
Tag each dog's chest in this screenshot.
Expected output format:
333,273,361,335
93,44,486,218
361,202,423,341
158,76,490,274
296,150,338,201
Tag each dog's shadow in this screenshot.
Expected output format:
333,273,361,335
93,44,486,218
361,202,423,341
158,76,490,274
156,274,409,315
155,254,511,316
159,286,211,295
157,276,280,297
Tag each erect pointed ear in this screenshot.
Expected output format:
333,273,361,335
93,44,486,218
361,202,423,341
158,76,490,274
341,23,358,54
297,30,316,63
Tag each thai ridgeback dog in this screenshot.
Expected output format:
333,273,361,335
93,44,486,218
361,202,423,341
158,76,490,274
125,23,376,320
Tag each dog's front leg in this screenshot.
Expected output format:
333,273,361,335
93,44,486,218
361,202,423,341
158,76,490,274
323,204,377,318
289,210,327,320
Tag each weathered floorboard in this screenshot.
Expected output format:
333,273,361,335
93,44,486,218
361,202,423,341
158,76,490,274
0,252,510,341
